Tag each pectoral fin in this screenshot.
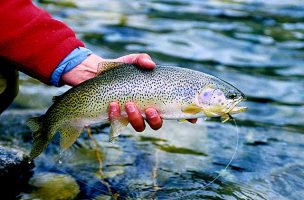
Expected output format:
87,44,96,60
178,119,188,122
181,104,202,114
58,125,84,149
109,117,129,142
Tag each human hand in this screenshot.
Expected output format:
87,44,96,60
61,53,156,86
108,54,163,131
109,102,163,132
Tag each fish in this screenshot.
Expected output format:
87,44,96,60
27,62,247,160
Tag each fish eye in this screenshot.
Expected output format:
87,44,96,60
227,93,237,99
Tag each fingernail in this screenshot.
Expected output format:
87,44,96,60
111,107,117,112
126,104,136,112
147,110,157,118
109,102,118,111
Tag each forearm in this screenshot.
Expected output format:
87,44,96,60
0,0,84,84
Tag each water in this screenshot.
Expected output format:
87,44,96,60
2,0,304,199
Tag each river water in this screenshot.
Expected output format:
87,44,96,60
3,0,304,199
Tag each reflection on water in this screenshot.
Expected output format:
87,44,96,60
4,0,304,199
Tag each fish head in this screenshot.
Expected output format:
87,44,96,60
194,82,247,122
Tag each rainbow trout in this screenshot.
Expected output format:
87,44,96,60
27,62,247,160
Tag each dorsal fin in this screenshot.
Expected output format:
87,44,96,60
52,95,61,102
96,62,125,76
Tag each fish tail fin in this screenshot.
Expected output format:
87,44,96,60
27,116,49,160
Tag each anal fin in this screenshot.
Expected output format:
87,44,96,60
109,117,129,142
58,125,84,150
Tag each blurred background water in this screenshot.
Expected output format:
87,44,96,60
1,0,304,199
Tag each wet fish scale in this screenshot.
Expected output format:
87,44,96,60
26,63,246,160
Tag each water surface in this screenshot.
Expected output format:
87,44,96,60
3,0,304,199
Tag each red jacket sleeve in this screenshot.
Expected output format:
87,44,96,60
0,0,84,84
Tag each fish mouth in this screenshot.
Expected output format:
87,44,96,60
225,97,247,115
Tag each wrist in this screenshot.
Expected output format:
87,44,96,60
50,47,92,87
61,54,104,86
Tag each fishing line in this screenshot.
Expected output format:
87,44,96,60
202,117,239,189
41,119,239,197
